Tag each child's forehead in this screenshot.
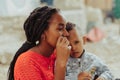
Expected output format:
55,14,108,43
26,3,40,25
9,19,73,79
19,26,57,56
69,29,79,36
68,35,81,43
69,30,79,38
68,29,83,40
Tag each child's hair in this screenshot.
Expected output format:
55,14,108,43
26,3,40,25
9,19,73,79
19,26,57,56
8,6,60,80
66,22,84,36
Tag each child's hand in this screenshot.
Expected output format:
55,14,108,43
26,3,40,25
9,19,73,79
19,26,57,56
96,77,105,80
78,72,92,80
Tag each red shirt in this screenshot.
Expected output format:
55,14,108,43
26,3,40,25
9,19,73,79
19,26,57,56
14,50,56,80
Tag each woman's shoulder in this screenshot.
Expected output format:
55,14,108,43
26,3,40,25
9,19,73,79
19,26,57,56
18,50,38,59
15,50,42,65
16,50,56,64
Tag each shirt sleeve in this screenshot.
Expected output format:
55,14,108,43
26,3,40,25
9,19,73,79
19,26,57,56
92,55,114,80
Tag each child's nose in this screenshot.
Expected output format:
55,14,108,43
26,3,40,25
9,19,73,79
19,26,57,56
71,46,76,51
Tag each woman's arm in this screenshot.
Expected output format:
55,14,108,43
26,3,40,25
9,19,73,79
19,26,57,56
54,36,71,80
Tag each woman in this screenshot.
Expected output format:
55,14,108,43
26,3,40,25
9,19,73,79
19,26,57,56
8,6,70,80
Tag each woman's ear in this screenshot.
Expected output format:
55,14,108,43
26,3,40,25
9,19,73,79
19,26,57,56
41,34,46,40
83,36,87,45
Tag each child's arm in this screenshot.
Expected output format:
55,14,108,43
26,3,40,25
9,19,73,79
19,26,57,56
80,52,114,80
94,56,114,80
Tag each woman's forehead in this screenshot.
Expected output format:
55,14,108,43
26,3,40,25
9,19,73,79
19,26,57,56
49,13,66,23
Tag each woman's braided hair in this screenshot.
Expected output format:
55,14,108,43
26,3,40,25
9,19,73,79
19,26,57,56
8,6,59,80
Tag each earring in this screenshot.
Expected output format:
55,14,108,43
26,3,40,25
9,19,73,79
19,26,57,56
36,40,39,45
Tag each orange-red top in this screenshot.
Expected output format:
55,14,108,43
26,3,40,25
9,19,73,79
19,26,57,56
14,50,56,80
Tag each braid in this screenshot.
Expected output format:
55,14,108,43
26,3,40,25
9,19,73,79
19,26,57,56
24,6,59,43
8,6,59,80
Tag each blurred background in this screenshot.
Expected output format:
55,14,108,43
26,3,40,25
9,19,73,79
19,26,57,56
0,0,120,79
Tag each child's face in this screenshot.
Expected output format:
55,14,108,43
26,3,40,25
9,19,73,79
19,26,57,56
68,28,84,58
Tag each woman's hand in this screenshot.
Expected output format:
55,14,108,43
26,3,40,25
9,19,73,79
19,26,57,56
56,36,71,65
78,72,92,80
54,36,71,80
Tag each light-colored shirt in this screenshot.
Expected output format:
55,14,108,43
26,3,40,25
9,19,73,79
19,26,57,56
66,50,114,80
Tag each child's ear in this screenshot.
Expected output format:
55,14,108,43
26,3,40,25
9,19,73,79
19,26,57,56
83,36,87,44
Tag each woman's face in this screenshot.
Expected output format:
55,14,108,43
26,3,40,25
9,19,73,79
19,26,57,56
44,13,69,48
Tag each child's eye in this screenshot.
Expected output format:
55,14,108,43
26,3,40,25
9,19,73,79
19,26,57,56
74,41,79,44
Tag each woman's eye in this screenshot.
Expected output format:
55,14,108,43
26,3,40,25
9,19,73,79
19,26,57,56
58,28,64,31
58,26,64,31
58,24,65,31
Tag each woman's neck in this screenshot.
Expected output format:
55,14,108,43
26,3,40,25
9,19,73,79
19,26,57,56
38,44,54,57
31,41,54,57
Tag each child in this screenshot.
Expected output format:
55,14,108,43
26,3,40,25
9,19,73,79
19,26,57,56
65,22,114,80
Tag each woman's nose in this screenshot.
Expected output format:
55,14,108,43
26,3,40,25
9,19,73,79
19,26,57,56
63,30,69,37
